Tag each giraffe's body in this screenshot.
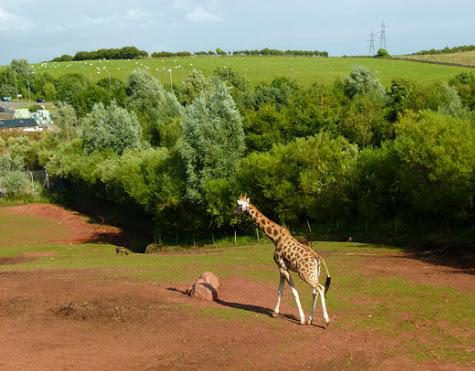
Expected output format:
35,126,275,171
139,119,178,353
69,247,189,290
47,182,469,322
237,195,331,326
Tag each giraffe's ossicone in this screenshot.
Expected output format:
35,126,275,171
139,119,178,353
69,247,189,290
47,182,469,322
236,194,331,326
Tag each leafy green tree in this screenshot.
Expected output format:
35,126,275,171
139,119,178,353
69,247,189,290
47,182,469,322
126,69,183,146
393,110,475,223
376,48,390,57
215,48,227,56
449,72,475,110
340,93,390,147
239,132,357,224
343,66,385,99
180,69,209,105
212,67,250,104
180,77,245,225
385,79,431,122
81,101,143,155
54,73,92,115
97,77,127,106
431,83,469,119
53,102,80,141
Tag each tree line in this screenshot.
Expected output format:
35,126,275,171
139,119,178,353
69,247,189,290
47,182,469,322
2,60,475,248
412,44,475,56
51,46,149,62
50,47,329,62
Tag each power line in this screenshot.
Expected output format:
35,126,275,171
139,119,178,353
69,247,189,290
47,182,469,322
379,21,387,49
368,31,376,56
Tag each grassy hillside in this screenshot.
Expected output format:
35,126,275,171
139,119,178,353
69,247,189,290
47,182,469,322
401,50,475,68
32,56,473,87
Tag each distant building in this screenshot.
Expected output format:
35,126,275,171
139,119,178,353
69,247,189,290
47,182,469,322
0,118,42,132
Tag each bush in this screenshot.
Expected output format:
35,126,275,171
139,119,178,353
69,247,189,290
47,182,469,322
376,48,390,58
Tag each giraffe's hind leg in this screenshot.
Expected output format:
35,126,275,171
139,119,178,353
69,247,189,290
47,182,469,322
287,275,305,325
317,284,330,327
307,287,319,325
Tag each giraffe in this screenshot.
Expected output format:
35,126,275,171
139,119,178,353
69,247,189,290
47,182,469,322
236,194,331,326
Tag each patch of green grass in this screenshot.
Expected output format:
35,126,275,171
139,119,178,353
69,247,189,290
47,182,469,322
0,208,70,246
32,56,473,87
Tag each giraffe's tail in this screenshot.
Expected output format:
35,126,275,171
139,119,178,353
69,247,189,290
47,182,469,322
320,257,331,295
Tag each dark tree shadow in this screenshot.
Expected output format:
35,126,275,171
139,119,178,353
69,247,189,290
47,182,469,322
166,287,325,328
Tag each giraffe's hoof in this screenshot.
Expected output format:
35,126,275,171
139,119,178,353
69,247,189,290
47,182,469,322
306,319,313,325
299,320,306,325
325,321,330,329
271,312,279,318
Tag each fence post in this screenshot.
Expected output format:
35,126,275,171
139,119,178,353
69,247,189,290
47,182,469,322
29,170,35,193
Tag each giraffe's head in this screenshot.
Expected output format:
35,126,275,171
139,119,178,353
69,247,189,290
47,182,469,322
235,194,250,214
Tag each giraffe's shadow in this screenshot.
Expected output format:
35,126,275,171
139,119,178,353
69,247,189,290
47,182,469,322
166,287,325,328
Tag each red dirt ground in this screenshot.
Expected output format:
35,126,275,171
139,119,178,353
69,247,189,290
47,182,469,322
1,205,474,370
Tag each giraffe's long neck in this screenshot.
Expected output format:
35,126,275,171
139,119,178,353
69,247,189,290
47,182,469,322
248,204,282,243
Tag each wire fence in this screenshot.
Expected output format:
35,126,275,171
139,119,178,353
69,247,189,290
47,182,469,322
0,168,49,197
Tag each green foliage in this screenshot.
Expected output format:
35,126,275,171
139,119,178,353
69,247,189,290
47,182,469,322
125,69,183,146
81,101,143,155
343,66,385,99
432,83,469,118
98,147,184,213
449,72,475,110
239,132,357,223
0,171,29,197
180,69,209,105
180,77,245,223
376,48,390,58
393,110,475,221
53,102,80,141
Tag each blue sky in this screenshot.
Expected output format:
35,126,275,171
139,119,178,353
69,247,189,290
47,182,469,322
0,0,474,63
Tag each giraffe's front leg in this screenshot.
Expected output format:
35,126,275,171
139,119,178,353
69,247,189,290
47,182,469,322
272,274,286,318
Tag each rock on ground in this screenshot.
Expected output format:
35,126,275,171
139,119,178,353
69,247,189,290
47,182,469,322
188,272,220,301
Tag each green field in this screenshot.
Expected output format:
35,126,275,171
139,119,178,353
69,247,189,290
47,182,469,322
1,205,474,368
32,56,473,87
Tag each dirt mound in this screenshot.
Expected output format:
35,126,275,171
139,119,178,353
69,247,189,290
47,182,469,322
5,203,125,245
52,299,155,322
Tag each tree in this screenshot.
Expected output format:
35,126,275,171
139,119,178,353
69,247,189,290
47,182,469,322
180,77,245,225
81,101,143,155
343,66,385,99
53,102,80,141
126,69,183,146
376,48,390,57
180,70,209,105
215,48,227,56
432,83,469,119
393,110,475,223
239,133,357,225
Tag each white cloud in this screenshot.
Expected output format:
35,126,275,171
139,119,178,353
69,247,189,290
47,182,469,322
0,7,32,31
186,6,222,23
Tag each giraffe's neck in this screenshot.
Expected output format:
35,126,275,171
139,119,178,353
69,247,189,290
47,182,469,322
248,204,282,243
